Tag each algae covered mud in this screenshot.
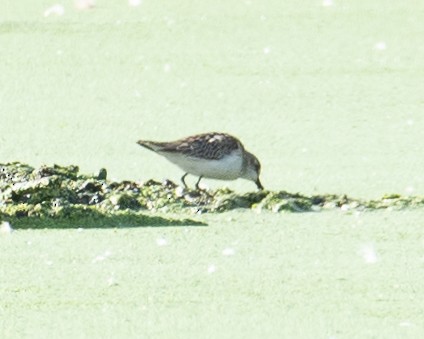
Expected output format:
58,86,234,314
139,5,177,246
2,162,424,228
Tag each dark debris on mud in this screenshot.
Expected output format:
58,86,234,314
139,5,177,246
1,162,424,222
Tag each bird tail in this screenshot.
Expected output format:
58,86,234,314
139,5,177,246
136,140,166,152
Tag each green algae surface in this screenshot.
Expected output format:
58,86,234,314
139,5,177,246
1,0,424,338
2,211,424,338
1,0,423,198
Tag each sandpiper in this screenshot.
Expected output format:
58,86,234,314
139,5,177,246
137,132,263,190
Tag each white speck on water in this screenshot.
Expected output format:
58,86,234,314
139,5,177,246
74,0,95,10
163,63,171,72
45,260,53,266
92,250,112,263
263,47,271,55
128,0,142,7
207,264,216,274
222,248,235,256
406,119,414,126
301,147,308,153
354,211,362,218
163,16,175,26
77,228,83,232
399,321,413,327
374,41,387,51
107,275,118,286
156,237,168,246
322,0,333,7
134,90,141,97
43,4,64,17
56,50,63,56
0,221,13,234
359,244,379,264
260,15,266,21
405,186,414,194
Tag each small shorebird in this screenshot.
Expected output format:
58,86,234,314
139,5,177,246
137,132,263,190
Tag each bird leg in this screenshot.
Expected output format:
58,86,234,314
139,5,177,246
181,173,189,188
255,178,264,190
195,176,204,190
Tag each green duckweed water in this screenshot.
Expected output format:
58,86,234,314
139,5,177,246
1,0,424,338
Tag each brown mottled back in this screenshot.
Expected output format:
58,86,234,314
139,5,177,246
159,132,243,160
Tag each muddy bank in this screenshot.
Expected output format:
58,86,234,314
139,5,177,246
1,162,424,222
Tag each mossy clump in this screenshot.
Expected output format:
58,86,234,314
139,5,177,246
0,162,205,226
2,162,424,222
366,195,424,210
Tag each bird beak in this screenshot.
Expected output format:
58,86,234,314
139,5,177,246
255,178,264,190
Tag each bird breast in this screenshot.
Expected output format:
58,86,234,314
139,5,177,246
160,149,244,180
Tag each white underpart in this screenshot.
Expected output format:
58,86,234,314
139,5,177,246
159,149,244,180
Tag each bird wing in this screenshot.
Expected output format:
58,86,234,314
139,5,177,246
161,133,242,160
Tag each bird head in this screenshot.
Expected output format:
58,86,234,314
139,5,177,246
242,151,263,190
